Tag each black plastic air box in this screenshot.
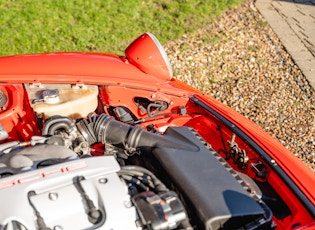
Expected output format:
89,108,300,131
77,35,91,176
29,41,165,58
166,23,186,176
152,127,272,230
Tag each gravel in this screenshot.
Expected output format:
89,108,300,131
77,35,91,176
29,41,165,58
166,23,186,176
165,0,315,171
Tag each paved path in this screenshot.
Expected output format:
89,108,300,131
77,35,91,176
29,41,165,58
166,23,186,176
256,0,315,88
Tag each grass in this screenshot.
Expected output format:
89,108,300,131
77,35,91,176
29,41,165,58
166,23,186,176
0,0,242,56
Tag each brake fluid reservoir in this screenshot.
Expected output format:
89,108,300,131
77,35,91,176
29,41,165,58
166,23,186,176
25,84,99,119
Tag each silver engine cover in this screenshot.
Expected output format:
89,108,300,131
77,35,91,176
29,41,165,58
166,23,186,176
0,156,139,230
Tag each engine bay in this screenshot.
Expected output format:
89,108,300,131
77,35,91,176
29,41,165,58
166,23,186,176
0,83,306,229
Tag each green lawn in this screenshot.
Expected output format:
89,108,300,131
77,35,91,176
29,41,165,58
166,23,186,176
0,0,241,56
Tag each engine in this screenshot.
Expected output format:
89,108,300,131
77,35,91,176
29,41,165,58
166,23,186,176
0,84,273,230
0,116,192,230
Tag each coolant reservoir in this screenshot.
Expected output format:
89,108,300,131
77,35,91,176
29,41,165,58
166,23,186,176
25,84,99,119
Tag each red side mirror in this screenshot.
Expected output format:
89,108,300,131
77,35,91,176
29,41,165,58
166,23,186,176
125,32,173,81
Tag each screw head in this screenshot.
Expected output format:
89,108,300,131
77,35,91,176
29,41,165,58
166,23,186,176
48,192,58,201
98,178,108,184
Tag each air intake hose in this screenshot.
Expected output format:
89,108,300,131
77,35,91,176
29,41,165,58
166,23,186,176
76,114,198,153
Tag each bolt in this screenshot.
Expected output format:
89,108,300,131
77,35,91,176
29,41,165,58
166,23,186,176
124,199,132,208
48,192,58,201
270,159,277,166
98,178,108,184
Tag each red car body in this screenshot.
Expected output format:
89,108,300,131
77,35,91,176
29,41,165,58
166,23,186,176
0,33,313,229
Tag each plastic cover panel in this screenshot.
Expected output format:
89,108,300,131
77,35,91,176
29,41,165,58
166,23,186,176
153,127,271,230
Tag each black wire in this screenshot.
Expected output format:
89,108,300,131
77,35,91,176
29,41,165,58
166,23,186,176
118,166,169,194
119,174,150,192
134,112,177,124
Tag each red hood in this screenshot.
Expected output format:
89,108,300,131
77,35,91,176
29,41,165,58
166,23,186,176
0,52,163,84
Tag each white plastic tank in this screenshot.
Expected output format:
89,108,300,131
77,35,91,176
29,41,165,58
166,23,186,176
25,83,99,119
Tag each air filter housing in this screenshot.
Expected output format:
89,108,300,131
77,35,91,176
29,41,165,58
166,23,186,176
152,127,273,230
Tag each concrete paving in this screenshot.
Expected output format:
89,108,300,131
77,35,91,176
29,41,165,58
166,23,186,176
255,0,315,88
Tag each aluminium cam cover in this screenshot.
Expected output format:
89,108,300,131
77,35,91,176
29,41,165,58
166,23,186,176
0,155,138,230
